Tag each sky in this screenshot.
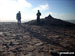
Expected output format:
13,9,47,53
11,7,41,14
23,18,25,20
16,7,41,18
0,0,75,22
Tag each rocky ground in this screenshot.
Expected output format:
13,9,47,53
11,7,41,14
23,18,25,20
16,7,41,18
0,22,75,56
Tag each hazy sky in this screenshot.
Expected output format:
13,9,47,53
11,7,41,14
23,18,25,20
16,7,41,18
0,0,75,22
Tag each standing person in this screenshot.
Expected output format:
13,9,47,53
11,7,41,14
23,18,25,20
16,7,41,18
36,10,41,24
16,11,21,24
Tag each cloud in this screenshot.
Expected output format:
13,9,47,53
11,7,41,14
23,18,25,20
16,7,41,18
0,0,32,12
33,4,49,11
0,0,32,22
18,0,32,8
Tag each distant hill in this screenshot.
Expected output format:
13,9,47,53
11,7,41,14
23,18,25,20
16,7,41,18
25,14,75,28
66,20,75,23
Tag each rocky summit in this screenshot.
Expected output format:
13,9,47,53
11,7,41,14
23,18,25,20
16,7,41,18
0,15,75,56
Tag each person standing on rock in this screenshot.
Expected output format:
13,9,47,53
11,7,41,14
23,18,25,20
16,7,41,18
16,11,21,24
36,10,41,24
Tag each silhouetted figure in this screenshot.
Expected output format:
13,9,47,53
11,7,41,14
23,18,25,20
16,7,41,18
36,10,41,24
16,11,21,24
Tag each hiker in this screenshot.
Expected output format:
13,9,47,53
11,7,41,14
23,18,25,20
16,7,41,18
16,11,21,24
36,10,41,24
